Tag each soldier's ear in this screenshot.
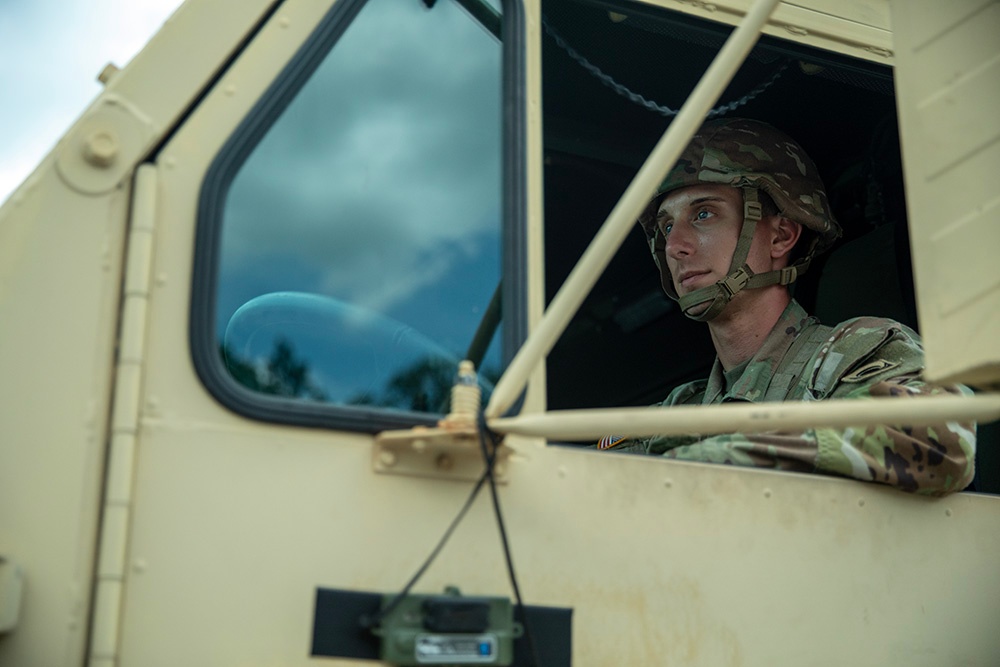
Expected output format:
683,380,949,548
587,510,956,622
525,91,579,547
770,217,801,260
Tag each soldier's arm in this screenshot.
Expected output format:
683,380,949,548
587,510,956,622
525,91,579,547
813,376,975,494
597,321,976,495
659,376,976,496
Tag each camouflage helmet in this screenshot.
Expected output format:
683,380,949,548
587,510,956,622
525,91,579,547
639,118,842,320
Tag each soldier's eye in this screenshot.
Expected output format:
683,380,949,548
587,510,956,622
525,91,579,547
655,212,672,235
695,209,711,220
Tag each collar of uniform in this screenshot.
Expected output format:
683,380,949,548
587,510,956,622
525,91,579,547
702,300,814,404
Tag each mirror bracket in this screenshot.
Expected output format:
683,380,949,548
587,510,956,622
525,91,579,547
373,425,510,483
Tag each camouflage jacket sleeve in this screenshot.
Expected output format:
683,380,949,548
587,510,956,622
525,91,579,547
656,376,975,496
604,318,977,496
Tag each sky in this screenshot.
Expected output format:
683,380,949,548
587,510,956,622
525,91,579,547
0,0,185,205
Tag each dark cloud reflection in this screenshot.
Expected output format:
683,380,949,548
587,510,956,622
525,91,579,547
217,0,502,362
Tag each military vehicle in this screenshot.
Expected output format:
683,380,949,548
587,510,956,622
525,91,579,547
1,0,998,664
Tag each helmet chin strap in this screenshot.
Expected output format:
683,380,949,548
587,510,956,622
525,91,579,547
676,187,818,322
678,188,762,322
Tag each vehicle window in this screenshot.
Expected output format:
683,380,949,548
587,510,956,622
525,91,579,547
210,0,504,418
541,0,901,412
538,0,998,494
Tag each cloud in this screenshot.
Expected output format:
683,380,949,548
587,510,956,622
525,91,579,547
218,0,503,317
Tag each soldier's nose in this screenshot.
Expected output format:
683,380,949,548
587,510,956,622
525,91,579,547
665,224,693,259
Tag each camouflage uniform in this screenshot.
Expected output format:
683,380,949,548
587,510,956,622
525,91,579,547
600,119,977,495
599,300,976,496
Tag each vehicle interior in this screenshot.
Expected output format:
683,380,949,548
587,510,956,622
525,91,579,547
540,0,999,492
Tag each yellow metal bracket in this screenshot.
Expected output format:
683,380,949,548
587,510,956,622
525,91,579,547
374,360,509,482
373,424,510,484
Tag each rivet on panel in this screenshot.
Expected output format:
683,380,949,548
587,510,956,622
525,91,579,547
97,62,120,85
435,453,453,471
224,84,237,96
279,16,291,28
663,478,673,489
494,462,507,477
557,465,567,478
378,449,397,468
411,438,427,453
763,488,772,499
155,273,168,286
132,559,148,573
865,47,893,59
944,508,953,517
163,155,176,169
83,130,120,168
858,498,866,508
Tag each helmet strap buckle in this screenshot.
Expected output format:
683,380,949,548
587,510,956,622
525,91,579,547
720,266,753,298
778,265,798,285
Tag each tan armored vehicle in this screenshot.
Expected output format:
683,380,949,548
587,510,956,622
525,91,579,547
1,0,998,665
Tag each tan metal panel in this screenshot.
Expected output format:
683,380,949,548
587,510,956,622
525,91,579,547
0,1,284,665
895,1,999,102
892,0,1000,386
930,187,1000,317
910,12,1000,182
0,174,128,667
101,0,285,160
634,0,893,62
118,428,1000,665
894,0,994,49
787,0,890,29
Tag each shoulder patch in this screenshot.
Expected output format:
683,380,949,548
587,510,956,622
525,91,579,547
841,359,900,383
597,435,628,450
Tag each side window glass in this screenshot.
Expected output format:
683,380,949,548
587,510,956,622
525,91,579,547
212,0,503,417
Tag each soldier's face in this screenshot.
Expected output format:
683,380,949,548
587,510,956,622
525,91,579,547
656,184,773,314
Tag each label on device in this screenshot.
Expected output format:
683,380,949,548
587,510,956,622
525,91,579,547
414,633,498,664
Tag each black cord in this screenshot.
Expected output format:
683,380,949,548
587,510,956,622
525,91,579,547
477,412,542,667
361,416,543,667
360,465,491,630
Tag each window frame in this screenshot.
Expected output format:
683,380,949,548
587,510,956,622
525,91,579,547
190,0,527,433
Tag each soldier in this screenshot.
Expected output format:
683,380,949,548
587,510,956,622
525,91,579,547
598,118,976,496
